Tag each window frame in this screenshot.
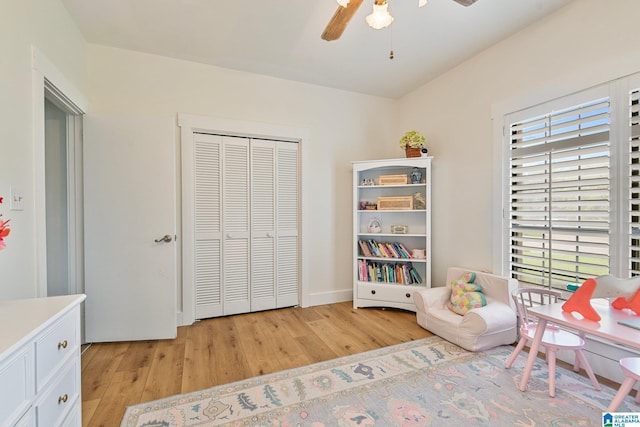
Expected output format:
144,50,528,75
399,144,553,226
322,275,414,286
495,73,640,288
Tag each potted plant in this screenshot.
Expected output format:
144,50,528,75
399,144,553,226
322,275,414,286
399,130,426,157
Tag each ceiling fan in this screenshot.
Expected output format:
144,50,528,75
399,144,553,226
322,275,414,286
321,0,479,41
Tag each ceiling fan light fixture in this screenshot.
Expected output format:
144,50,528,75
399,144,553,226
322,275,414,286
365,2,394,30
418,0,427,7
336,0,350,7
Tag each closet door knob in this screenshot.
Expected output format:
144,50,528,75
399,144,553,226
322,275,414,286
154,234,172,243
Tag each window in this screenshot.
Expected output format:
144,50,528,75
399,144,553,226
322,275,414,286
630,88,640,275
502,73,640,291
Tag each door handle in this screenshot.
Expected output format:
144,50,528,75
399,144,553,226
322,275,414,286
154,234,173,243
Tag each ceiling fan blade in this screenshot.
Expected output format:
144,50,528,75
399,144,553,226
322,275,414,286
321,0,365,41
452,0,479,6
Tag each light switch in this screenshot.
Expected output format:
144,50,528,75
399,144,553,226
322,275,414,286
10,187,24,211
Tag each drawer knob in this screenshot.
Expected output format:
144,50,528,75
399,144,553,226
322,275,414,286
406,293,411,298
58,394,68,404
371,290,376,295
57,340,68,350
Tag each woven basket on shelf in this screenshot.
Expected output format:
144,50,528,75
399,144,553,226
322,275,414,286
405,147,421,158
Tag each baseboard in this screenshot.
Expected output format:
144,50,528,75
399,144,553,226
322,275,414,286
304,288,353,307
176,310,186,327
176,289,353,324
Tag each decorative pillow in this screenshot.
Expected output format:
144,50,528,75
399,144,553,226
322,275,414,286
448,272,486,315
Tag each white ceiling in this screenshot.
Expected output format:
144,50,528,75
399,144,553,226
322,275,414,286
60,0,573,99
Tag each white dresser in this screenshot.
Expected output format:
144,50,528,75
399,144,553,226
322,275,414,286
0,295,86,427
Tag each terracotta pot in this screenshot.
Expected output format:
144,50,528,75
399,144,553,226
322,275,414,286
405,147,421,158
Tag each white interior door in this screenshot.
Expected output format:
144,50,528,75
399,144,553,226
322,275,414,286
250,140,276,311
275,142,300,308
222,137,251,315
83,114,177,342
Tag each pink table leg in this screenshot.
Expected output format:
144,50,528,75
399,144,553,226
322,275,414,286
519,318,547,391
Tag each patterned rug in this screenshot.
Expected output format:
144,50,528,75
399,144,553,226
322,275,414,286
121,336,634,426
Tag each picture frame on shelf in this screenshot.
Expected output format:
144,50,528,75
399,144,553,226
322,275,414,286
391,225,408,234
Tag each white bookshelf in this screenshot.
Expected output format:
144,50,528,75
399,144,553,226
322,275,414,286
352,157,432,311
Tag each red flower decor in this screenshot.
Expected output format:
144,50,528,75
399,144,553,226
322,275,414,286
0,214,9,250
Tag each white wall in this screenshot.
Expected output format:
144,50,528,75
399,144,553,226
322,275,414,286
395,0,640,287
0,0,87,299
4,0,640,312
85,45,398,309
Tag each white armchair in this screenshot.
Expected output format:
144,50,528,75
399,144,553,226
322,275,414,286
413,267,518,351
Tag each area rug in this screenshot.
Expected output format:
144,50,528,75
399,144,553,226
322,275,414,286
121,336,633,426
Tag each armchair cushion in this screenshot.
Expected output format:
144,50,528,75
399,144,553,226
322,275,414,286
448,271,487,315
414,267,517,352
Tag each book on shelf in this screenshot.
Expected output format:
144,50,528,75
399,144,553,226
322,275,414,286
357,239,413,260
358,240,373,257
358,259,423,285
393,242,411,258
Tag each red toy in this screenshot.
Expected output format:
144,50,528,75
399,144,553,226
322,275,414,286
611,288,640,315
562,278,601,321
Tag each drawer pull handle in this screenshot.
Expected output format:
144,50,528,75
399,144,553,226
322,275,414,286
406,293,411,298
58,394,68,404
57,340,68,350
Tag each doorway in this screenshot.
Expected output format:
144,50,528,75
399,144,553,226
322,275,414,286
32,48,88,343
44,98,70,296
42,90,84,298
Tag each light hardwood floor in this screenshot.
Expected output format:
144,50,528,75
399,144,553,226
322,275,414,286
80,302,431,427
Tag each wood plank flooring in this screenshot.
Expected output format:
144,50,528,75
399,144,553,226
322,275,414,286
80,302,431,427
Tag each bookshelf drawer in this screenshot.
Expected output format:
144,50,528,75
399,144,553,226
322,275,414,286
358,283,420,304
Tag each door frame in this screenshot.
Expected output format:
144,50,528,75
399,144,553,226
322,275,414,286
32,46,88,297
178,113,310,326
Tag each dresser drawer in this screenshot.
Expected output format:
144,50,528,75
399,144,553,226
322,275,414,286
14,408,35,427
0,345,33,426
34,308,78,392
35,360,78,427
58,400,80,427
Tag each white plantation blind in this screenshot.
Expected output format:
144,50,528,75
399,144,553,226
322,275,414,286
508,98,611,289
630,88,640,275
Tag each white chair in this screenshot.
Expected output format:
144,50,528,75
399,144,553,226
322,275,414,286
505,288,601,397
592,274,640,299
607,358,640,411
413,267,518,352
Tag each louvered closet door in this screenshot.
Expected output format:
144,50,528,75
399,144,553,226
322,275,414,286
190,133,298,319
222,137,251,315
251,140,276,311
250,139,299,310
275,142,299,308
250,140,277,311
193,133,223,319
